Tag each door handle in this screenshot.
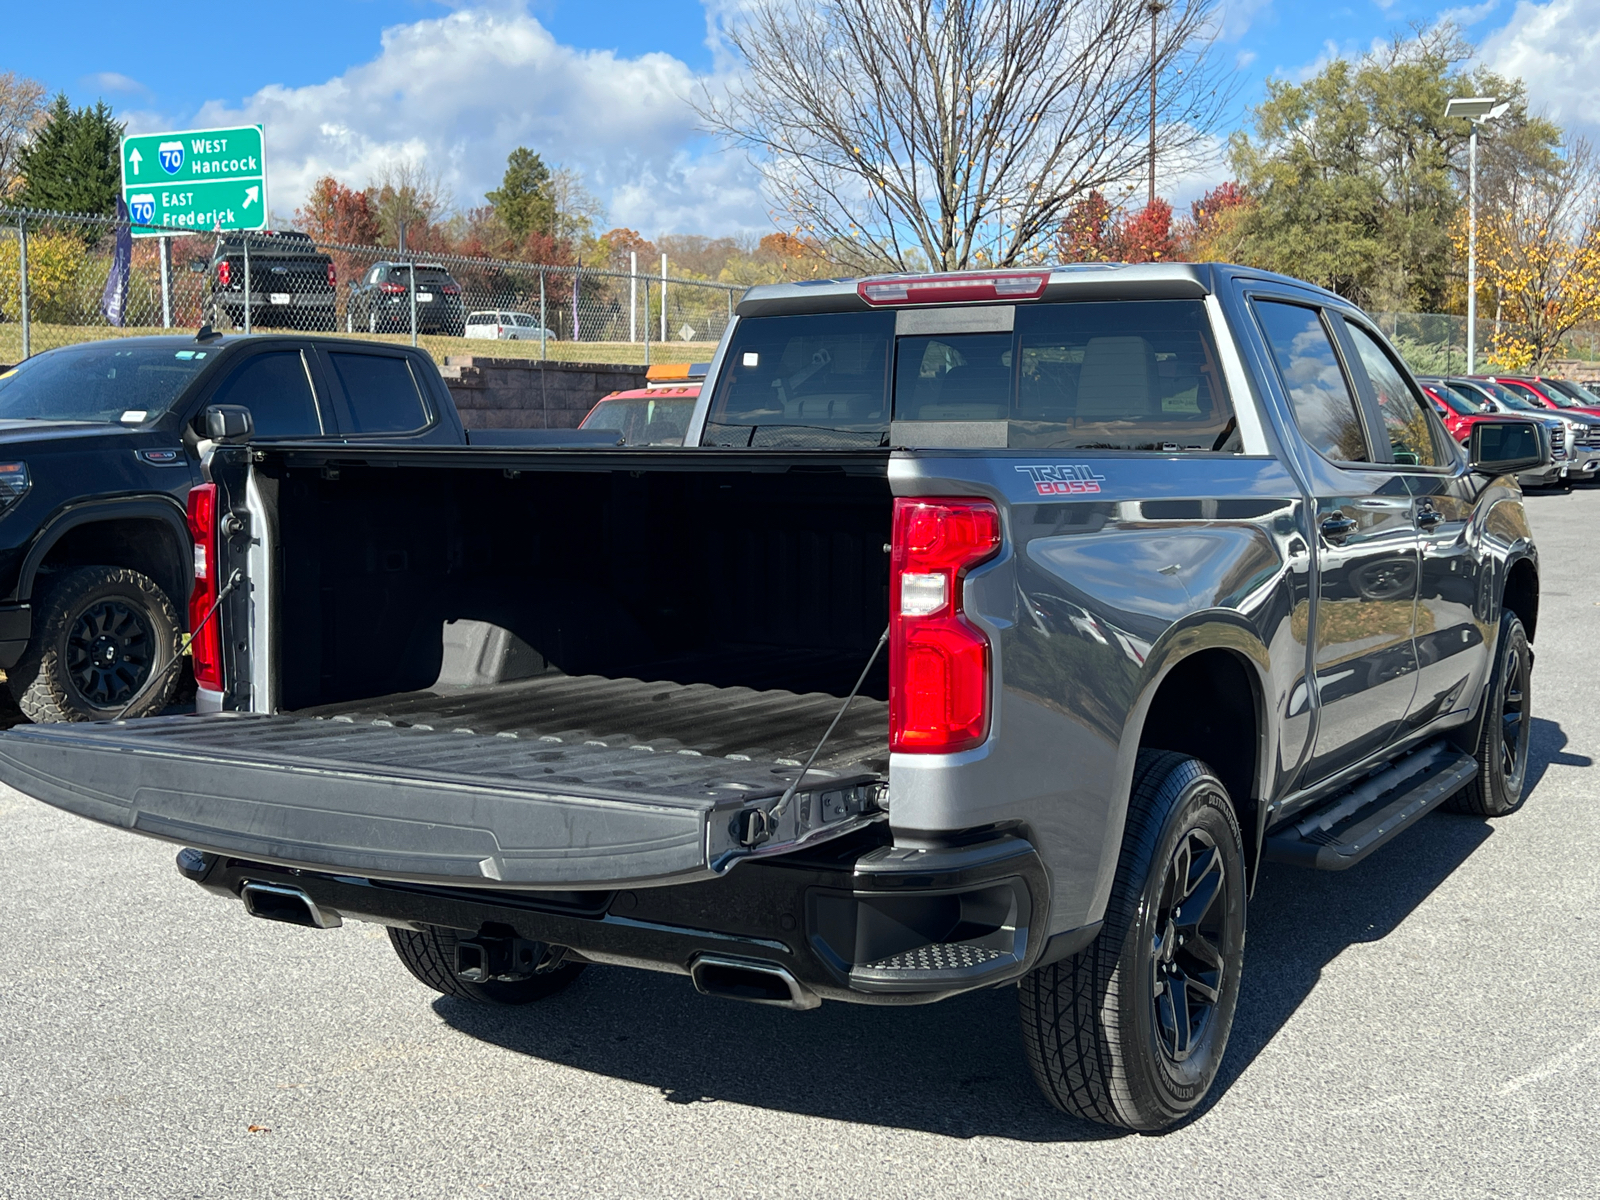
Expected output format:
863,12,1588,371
1417,507,1444,529
1320,514,1357,543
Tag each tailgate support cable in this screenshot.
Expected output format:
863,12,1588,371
741,625,889,848
114,570,243,722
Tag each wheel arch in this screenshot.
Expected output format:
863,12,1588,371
1502,553,1539,643
1087,616,1274,920
19,497,191,626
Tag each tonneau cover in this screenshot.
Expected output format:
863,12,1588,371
0,713,883,887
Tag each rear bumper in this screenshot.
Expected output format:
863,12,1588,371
182,829,1054,1005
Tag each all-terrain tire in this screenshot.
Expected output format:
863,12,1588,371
1020,750,1246,1131
387,925,585,1006
1447,612,1532,817
8,566,181,723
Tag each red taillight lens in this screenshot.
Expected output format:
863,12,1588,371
858,271,1049,306
326,262,337,287
380,282,407,294
890,498,1001,753
442,284,460,294
217,260,231,287
186,484,222,689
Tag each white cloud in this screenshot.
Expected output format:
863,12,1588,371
1219,0,1276,42
1483,1,1600,139
84,72,150,97
1438,0,1500,25
125,3,767,238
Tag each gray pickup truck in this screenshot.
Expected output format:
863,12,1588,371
0,264,1546,1130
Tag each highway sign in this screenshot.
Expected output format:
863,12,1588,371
120,125,267,238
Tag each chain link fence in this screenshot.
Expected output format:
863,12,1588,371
0,206,741,367
1371,311,1600,379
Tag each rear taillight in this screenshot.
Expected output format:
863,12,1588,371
326,263,337,287
186,484,222,690
442,284,460,294
217,261,231,287
380,282,407,295
890,498,1001,753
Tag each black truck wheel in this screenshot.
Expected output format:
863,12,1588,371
387,925,584,1006
8,566,180,723
1447,612,1532,817
1020,750,1246,1131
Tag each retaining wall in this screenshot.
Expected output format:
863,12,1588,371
438,357,648,429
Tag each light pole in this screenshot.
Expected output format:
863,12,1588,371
1148,2,1169,209
1445,96,1509,373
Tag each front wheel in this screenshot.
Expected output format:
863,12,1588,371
388,925,584,1006
7,566,181,722
1448,612,1532,817
1020,751,1246,1131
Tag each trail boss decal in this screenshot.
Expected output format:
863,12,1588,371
1016,464,1107,496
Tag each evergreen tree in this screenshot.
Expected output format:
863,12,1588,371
16,94,124,216
486,148,554,241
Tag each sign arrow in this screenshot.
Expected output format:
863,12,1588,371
242,186,259,209
128,147,142,176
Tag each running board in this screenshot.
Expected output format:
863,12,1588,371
1264,744,1478,871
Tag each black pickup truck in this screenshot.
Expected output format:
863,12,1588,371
200,231,338,333
0,332,612,723
0,264,1548,1130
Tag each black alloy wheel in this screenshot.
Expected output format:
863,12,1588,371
1449,611,1533,817
7,565,180,723
67,598,155,708
1149,828,1229,1063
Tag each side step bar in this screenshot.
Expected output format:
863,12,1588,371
1264,743,1478,871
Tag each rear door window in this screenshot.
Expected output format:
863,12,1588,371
1343,322,1444,467
322,352,430,434
205,350,323,437
1254,300,1371,463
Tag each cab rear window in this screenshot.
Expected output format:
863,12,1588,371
704,299,1235,451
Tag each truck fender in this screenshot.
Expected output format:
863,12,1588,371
1086,611,1275,923
15,495,191,610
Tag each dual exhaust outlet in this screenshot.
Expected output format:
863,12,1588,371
239,883,819,1010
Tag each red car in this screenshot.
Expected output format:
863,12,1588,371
1420,380,1515,445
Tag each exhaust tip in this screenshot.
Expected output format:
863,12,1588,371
240,882,343,929
689,954,819,1010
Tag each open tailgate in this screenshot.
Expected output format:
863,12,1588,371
0,713,883,888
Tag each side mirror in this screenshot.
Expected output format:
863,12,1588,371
1469,420,1547,476
205,405,254,442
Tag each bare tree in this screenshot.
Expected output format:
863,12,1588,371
699,0,1230,271
368,159,454,246
0,73,48,200
547,166,606,246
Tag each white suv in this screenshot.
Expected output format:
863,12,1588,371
465,311,556,341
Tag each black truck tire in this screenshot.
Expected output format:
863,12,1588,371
387,925,585,1006
1020,750,1246,1131
1447,612,1532,817
8,566,181,723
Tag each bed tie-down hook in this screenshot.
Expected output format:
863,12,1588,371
739,625,890,849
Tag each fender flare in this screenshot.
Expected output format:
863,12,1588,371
14,495,190,606
1084,610,1276,925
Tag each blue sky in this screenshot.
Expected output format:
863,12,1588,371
4,1,1593,235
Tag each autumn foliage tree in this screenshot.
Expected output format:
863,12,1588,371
294,176,380,246
1464,139,1600,371
1055,191,1175,263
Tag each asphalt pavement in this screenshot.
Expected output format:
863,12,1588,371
2,488,1598,1199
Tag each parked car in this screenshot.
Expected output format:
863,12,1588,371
346,262,466,338
1417,378,1566,488
578,386,698,445
0,333,615,724
1480,374,1600,417
464,311,558,342
201,231,337,332
1541,376,1600,411
0,263,1547,1132
1454,376,1600,482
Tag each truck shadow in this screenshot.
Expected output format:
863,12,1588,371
435,719,1581,1142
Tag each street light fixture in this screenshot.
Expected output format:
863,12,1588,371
1446,96,1510,372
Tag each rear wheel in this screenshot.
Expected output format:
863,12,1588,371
8,566,180,723
387,925,584,1006
1447,612,1532,817
1020,751,1246,1131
